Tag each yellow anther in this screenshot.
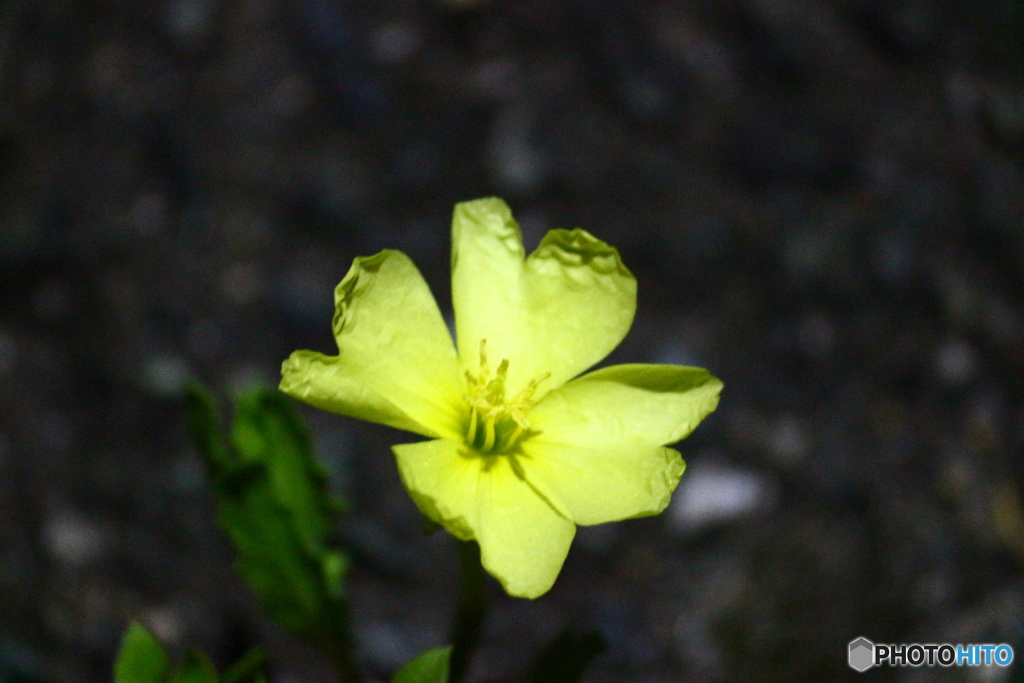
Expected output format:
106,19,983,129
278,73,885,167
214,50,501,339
478,339,489,375
511,372,550,405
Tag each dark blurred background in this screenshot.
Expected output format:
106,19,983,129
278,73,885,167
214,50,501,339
1,0,1023,681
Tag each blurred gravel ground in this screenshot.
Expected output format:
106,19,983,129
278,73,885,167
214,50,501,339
0,1,1023,681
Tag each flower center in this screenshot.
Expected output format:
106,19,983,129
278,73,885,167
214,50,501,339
463,340,549,454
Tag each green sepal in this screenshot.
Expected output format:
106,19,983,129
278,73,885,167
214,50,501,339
391,646,453,683
114,622,171,683
525,629,606,683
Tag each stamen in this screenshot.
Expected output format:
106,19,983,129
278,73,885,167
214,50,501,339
506,423,525,449
466,405,478,445
463,338,548,455
511,372,550,404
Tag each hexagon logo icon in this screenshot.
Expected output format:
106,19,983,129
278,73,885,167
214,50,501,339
848,637,875,672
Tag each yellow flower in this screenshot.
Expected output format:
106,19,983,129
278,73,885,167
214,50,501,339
280,198,722,598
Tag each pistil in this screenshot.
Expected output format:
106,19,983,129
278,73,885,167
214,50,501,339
482,413,497,452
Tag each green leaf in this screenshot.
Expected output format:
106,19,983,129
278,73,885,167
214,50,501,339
230,391,344,547
525,629,606,683
186,383,355,666
391,646,452,683
221,648,266,683
114,622,171,683
168,650,219,683
217,464,345,634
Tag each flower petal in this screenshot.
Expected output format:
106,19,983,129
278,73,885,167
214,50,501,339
393,439,576,598
520,441,685,526
450,197,524,377
280,351,428,435
280,250,464,440
529,364,722,449
391,439,479,542
451,198,636,398
473,458,576,599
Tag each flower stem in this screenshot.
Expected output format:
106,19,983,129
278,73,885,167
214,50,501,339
449,540,488,683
